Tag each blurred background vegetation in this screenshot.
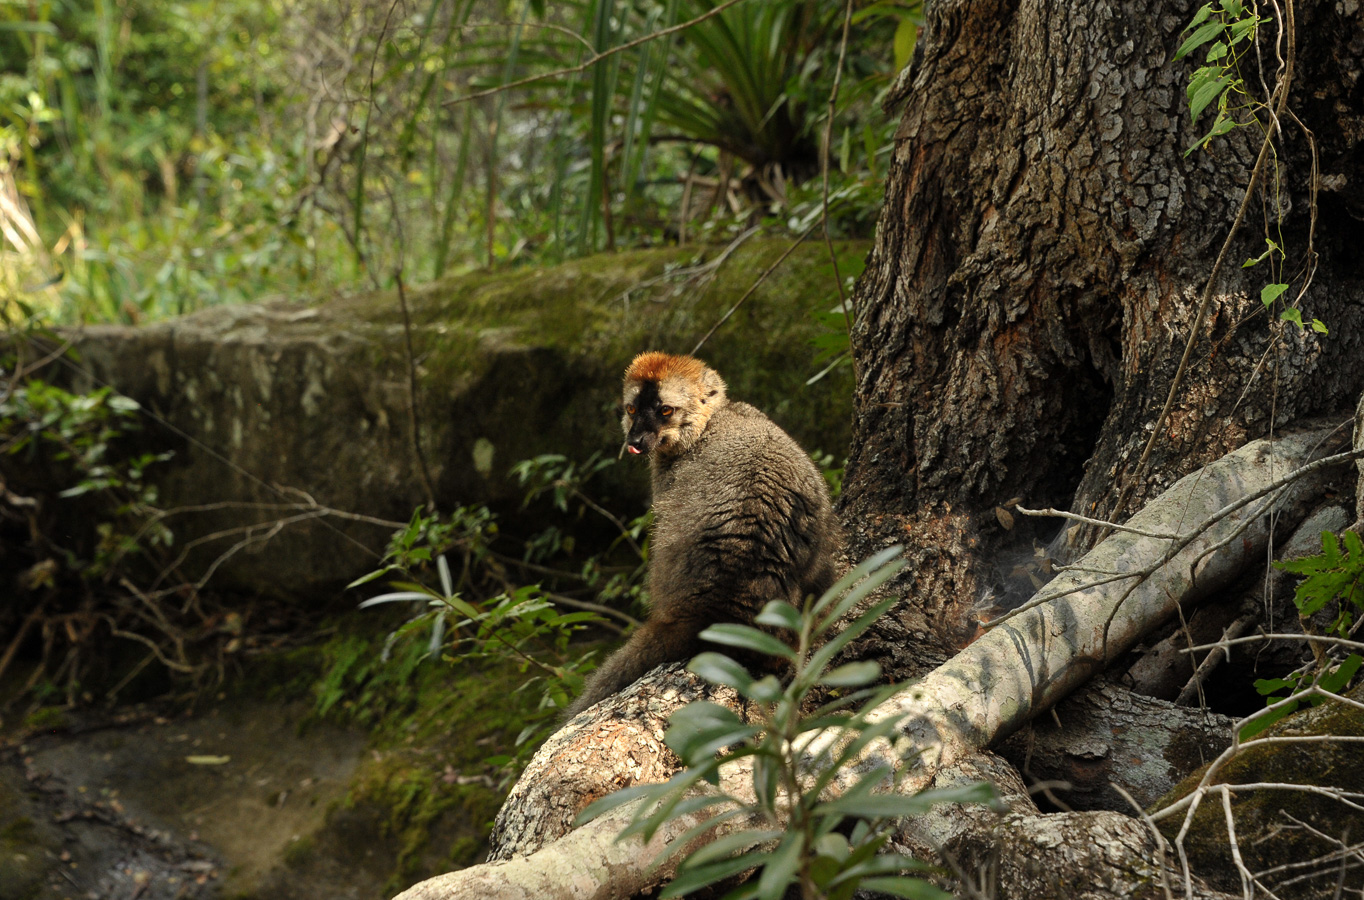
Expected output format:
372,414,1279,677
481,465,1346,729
2,0,920,325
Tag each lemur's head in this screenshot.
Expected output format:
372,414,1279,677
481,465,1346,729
620,352,727,458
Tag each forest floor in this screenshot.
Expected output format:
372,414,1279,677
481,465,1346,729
0,699,380,900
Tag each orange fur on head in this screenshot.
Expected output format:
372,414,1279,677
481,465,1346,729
624,351,708,385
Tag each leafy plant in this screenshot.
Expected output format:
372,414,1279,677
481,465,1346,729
511,452,651,609
1277,530,1364,637
1174,0,1267,156
1175,2,1327,336
0,374,243,710
353,532,602,770
579,546,996,899
349,453,653,772
0,377,174,575
1242,530,1364,738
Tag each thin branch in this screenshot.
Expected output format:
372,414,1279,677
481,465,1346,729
1112,782,1177,900
612,226,758,308
691,220,819,355
1179,633,1364,655
1175,613,1258,707
397,270,438,510
1014,505,1182,540
36,338,385,560
452,20,596,53
988,445,1364,631
820,0,855,339
1222,785,1259,899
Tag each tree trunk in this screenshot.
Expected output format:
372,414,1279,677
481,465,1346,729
844,0,1364,652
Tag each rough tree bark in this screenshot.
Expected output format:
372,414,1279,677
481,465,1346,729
844,0,1364,655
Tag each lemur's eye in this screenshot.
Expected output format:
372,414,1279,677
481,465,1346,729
626,404,636,416
660,406,674,417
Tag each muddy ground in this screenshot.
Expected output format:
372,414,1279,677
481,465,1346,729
0,700,386,900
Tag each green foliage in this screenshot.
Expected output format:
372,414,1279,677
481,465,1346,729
2,0,357,322
353,508,602,713
4,0,908,324
1175,6,1328,335
0,377,173,576
1276,530,1364,630
313,631,431,723
1246,654,1363,740
511,452,651,609
1242,531,1364,739
1174,0,1266,156
578,546,996,899
1240,240,1328,333
350,453,651,774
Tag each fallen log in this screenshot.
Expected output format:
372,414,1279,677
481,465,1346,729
394,429,1344,900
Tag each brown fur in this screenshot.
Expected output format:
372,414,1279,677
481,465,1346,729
566,353,839,718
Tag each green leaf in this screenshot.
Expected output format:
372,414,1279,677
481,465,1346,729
818,661,882,688
812,545,904,620
681,829,783,868
1253,676,1295,696
358,591,432,608
820,781,998,819
1311,319,1329,334
803,595,901,685
1242,238,1281,268
757,831,804,900
1320,654,1363,694
813,832,851,862
667,700,746,734
574,782,664,825
1182,3,1215,33
1240,700,1297,739
892,15,917,73
1261,282,1290,307
1188,72,1230,120
746,675,784,702
1205,41,1228,61
1175,20,1226,61
662,852,764,898
698,624,795,660
1280,307,1304,328
689,652,754,691
1229,15,1261,40
0,20,60,34
754,600,801,632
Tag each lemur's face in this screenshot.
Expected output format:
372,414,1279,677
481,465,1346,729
619,352,726,458
621,378,686,456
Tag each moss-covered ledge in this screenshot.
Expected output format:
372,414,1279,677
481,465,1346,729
1156,681,1364,896
53,239,864,597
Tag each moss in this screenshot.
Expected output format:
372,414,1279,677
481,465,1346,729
1158,686,1364,896
22,706,67,731
0,817,37,842
290,620,540,887
337,237,864,462
281,834,316,868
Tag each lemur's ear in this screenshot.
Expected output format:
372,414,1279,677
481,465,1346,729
700,366,727,401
